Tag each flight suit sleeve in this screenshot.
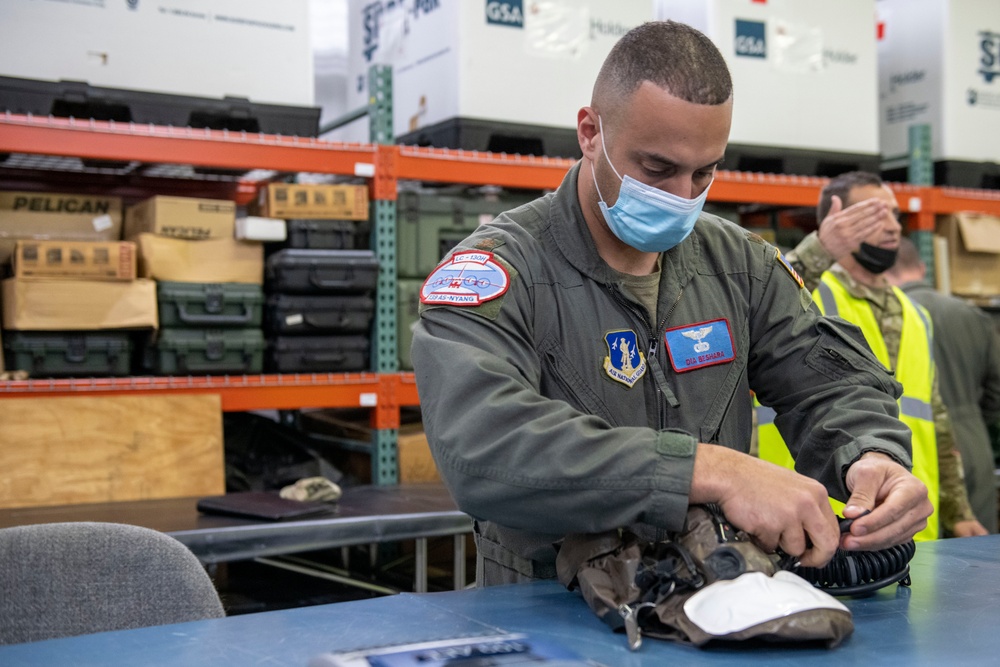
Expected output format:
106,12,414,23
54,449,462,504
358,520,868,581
977,312,1000,425
412,252,696,537
748,244,912,501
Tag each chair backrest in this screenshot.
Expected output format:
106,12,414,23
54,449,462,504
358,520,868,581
0,521,225,645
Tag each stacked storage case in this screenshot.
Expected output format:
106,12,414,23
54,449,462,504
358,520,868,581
257,183,376,374
126,195,267,375
395,187,540,370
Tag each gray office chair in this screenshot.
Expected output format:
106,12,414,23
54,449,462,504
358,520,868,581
0,521,225,645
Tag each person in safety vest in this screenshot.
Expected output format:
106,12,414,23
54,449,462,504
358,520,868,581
412,21,933,588
758,171,986,539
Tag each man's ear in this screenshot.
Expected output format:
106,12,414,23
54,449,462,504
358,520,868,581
577,107,600,161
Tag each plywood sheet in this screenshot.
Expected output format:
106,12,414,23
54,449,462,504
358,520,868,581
0,394,224,509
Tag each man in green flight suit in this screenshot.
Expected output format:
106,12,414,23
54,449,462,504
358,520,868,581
759,171,986,539
411,22,932,586
886,236,1000,533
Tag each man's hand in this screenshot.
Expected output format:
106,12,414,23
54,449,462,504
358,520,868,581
951,519,989,537
840,452,933,550
817,195,890,261
690,443,840,568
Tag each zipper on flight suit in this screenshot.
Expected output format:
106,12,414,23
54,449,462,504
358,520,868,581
608,285,683,425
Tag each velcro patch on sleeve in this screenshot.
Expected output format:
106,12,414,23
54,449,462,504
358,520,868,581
775,248,805,290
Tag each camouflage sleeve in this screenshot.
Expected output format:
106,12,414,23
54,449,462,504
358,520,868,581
933,374,978,532
785,231,835,293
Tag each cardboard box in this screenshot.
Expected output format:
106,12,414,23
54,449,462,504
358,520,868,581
136,234,264,285
0,1,312,107
12,240,137,281
656,0,879,157
398,427,440,484
877,0,1000,166
0,191,123,264
338,0,652,144
2,278,158,330
256,184,369,220
937,212,1000,297
124,196,236,240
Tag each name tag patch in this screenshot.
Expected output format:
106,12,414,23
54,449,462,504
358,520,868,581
603,329,647,388
664,318,736,373
420,251,510,306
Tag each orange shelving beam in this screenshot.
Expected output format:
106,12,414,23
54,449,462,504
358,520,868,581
0,113,375,176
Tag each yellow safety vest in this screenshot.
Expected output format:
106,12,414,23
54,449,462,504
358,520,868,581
757,271,940,541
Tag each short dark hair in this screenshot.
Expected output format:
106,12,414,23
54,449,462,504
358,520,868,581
818,171,885,223
592,20,733,118
892,236,924,273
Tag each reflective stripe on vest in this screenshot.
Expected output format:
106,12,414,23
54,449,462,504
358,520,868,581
756,271,939,540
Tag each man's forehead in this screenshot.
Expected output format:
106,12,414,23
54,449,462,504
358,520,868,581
847,183,898,207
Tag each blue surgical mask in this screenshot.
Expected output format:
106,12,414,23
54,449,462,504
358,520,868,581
592,116,712,252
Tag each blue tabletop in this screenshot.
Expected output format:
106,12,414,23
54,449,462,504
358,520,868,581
2,534,998,666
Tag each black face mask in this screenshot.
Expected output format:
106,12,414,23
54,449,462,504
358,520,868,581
852,242,898,274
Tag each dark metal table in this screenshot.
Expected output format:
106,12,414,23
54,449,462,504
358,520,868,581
0,483,473,592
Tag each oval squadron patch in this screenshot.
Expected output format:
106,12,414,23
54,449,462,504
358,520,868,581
420,251,510,306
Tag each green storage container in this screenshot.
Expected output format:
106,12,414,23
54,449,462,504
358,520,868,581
396,188,539,279
397,278,422,371
4,331,132,377
157,282,264,328
148,328,264,375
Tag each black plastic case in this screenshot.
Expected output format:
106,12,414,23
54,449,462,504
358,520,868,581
265,249,378,294
265,294,374,335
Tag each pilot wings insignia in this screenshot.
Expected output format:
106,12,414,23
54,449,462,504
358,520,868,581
682,326,713,353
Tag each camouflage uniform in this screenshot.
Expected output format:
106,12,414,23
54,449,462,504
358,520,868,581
787,232,977,533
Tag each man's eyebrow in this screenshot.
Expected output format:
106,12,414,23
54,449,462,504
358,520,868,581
635,152,726,171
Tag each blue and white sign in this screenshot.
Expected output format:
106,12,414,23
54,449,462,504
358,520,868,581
486,0,523,29
664,319,736,373
735,19,766,59
420,251,510,306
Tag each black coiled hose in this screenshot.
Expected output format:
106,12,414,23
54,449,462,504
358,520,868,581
793,540,916,597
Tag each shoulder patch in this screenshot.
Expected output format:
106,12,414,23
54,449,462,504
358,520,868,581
775,248,805,290
420,250,510,307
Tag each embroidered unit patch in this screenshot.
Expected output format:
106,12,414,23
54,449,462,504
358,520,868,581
776,248,805,289
420,251,510,306
603,329,647,387
664,318,736,373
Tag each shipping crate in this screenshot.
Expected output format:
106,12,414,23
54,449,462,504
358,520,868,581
4,331,132,378
148,328,265,375
267,335,369,373
265,249,378,294
265,294,374,335
157,281,264,329
397,189,537,279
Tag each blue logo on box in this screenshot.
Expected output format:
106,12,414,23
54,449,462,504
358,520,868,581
486,0,524,29
979,30,1000,83
735,19,766,59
